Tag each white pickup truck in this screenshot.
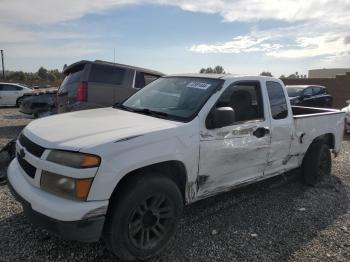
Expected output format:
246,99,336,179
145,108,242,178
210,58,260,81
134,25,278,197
7,74,344,261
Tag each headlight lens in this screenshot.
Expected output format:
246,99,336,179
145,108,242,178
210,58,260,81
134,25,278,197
41,171,93,201
47,150,100,168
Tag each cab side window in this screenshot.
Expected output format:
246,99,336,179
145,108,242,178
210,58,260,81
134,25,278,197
214,81,264,124
312,86,322,95
303,87,312,96
266,81,288,120
2,85,19,91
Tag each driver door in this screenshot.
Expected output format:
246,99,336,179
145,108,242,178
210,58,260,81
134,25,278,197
197,81,271,197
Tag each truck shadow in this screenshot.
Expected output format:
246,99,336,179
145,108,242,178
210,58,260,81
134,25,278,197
0,169,348,261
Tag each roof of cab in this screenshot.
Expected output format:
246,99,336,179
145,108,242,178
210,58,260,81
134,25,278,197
64,60,165,76
285,84,326,89
164,73,280,81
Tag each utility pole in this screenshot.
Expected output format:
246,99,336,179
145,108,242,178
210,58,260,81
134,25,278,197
0,50,4,80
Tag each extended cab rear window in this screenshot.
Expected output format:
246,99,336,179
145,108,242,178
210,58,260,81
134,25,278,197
266,81,288,120
89,64,125,85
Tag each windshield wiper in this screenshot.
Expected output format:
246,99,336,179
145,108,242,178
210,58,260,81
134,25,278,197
113,103,134,112
114,104,169,118
132,108,169,118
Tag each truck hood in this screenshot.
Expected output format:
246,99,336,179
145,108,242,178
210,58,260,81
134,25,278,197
23,107,183,151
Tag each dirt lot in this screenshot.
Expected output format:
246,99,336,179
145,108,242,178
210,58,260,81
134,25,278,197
1,107,350,261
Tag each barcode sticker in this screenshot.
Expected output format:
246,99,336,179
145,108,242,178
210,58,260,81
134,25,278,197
186,81,211,90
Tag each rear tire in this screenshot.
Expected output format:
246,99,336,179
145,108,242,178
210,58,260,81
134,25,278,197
302,141,331,186
103,173,183,261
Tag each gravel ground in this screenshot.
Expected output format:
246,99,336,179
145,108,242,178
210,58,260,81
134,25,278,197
1,108,350,261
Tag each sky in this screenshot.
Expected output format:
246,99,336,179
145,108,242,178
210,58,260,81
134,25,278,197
0,0,349,76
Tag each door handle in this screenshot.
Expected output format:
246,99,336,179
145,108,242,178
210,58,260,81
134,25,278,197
253,127,270,138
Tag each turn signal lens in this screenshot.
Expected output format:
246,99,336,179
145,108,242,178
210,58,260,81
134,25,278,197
80,155,101,168
76,179,93,199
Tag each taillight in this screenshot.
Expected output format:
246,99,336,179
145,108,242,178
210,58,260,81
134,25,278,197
77,81,88,102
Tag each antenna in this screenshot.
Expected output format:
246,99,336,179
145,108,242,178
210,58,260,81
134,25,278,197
0,50,5,80
113,48,116,63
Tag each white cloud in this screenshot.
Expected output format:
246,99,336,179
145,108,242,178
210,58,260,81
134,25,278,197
190,36,282,54
267,34,350,59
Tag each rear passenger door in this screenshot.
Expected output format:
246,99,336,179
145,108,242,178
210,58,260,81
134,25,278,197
312,86,332,107
311,86,323,107
264,81,293,176
0,84,20,105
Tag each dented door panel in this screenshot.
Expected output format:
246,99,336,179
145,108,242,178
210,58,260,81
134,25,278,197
198,123,270,197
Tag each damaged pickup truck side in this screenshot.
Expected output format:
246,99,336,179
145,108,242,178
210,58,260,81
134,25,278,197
7,75,344,261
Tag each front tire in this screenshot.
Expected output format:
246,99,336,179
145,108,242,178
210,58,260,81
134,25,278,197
302,141,331,186
16,96,24,107
104,173,183,261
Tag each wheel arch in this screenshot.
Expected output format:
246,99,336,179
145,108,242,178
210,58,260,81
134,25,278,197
16,96,24,106
110,160,188,204
303,133,335,163
312,133,335,149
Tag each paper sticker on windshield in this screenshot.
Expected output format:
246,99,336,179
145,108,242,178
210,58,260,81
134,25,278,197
186,81,211,90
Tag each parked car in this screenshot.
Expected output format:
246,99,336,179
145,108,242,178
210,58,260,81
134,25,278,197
0,82,33,106
57,60,164,113
341,100,350,133
8,75,344,261
19,89,57,118
286,85,333,108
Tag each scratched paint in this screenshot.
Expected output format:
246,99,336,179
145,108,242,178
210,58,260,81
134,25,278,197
198,123,270,196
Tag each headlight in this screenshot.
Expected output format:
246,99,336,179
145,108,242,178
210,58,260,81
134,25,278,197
41,171,93,201
47,150,101,168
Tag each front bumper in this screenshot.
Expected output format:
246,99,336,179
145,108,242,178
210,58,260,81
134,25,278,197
7,159,108,242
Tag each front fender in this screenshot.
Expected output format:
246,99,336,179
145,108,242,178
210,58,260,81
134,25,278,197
86,125,200,201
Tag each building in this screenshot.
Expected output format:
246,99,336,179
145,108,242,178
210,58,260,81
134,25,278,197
309,68,350,78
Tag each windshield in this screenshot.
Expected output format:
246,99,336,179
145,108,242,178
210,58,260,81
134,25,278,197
286,86,305,97
120,77,223,122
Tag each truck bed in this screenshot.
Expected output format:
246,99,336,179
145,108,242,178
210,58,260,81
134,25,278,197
292,106,341,117
290,106,345,157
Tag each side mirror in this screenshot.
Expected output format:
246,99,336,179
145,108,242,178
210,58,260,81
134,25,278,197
208,107,235,129
346,100,350,105
303,93,312,99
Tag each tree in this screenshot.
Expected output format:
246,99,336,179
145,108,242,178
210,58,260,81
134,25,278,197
260,71,273,77
214,65,225,74
280,75,286,79
199,65,225,74
37,67,48,80
8,71,26,81
47,72,57,82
